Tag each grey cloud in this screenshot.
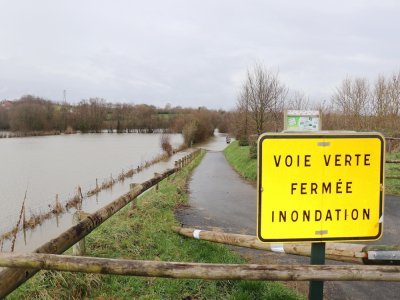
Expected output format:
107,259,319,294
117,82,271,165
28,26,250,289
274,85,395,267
0,0,399,109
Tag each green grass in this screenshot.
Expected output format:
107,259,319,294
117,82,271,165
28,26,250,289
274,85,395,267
385,151,400,195
224,141,257,181
9,150,302,299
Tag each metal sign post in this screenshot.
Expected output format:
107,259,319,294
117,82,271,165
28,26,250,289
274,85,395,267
309,242,326,300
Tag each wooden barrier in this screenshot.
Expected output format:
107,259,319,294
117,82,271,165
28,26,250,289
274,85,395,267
174,149,201,170
1,252,400,282
174,227,400,266
173,227,365,264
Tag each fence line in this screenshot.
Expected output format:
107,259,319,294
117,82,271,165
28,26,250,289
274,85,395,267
0,150,201,298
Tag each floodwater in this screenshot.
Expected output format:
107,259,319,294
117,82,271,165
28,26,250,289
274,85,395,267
0,133,187,252
196,131,233,152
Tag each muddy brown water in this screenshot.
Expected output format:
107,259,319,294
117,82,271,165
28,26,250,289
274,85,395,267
176,135,400,300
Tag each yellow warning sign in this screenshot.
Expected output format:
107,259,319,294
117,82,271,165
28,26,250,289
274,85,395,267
257,133,384,242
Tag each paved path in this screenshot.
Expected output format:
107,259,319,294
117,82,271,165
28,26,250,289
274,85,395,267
176,139,400,300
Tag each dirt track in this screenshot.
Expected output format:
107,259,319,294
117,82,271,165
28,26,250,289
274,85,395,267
176,135,400,300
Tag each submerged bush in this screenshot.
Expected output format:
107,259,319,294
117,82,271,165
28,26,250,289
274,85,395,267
160,134,173,156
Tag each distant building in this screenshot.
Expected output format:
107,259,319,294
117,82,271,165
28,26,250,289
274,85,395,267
0,100,12,110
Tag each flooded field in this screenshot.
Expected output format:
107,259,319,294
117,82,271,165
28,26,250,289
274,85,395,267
0,132,186,251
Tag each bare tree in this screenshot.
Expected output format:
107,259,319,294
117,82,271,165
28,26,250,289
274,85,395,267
331,77,370,130
235,85,251,144
269,80,288,132
387,72,400,115
238,64,287,134
371,75,389,131
287,90,310,110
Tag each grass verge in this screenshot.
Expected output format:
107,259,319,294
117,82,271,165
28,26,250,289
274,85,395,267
9,150,301,299
223,141,257,182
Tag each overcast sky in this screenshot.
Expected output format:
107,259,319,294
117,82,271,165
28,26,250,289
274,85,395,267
0,0,399,110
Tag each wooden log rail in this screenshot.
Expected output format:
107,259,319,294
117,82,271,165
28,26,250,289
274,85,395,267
1,252,400,282
175,149,201,169
174,227,400,265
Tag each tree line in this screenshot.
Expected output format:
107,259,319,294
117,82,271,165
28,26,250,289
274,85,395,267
0,96,228,145
233,64,400,144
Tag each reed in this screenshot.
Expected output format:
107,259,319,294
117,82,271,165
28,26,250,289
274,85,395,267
87,179,102,197
101,175,115,190
124,168,135,178
117,169,125,182
24,209,54,230
52,194,65,215
66,187,83,210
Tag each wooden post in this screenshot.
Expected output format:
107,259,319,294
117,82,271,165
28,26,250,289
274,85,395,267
55,194,60,227
72,211,86,256
130,183,140,208
77,186,83,210
154,173,160,191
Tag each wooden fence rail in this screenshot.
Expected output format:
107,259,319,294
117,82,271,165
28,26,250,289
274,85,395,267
174,227,400,265
0,150,201,298
1,252,400,282
173,227,365,264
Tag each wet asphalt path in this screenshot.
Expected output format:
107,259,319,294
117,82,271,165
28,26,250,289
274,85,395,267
176,142,400,300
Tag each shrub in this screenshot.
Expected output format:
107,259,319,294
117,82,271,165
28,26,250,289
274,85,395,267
248,135,258,159
238,139,249,146
160,134,173,156
249,141,257,159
